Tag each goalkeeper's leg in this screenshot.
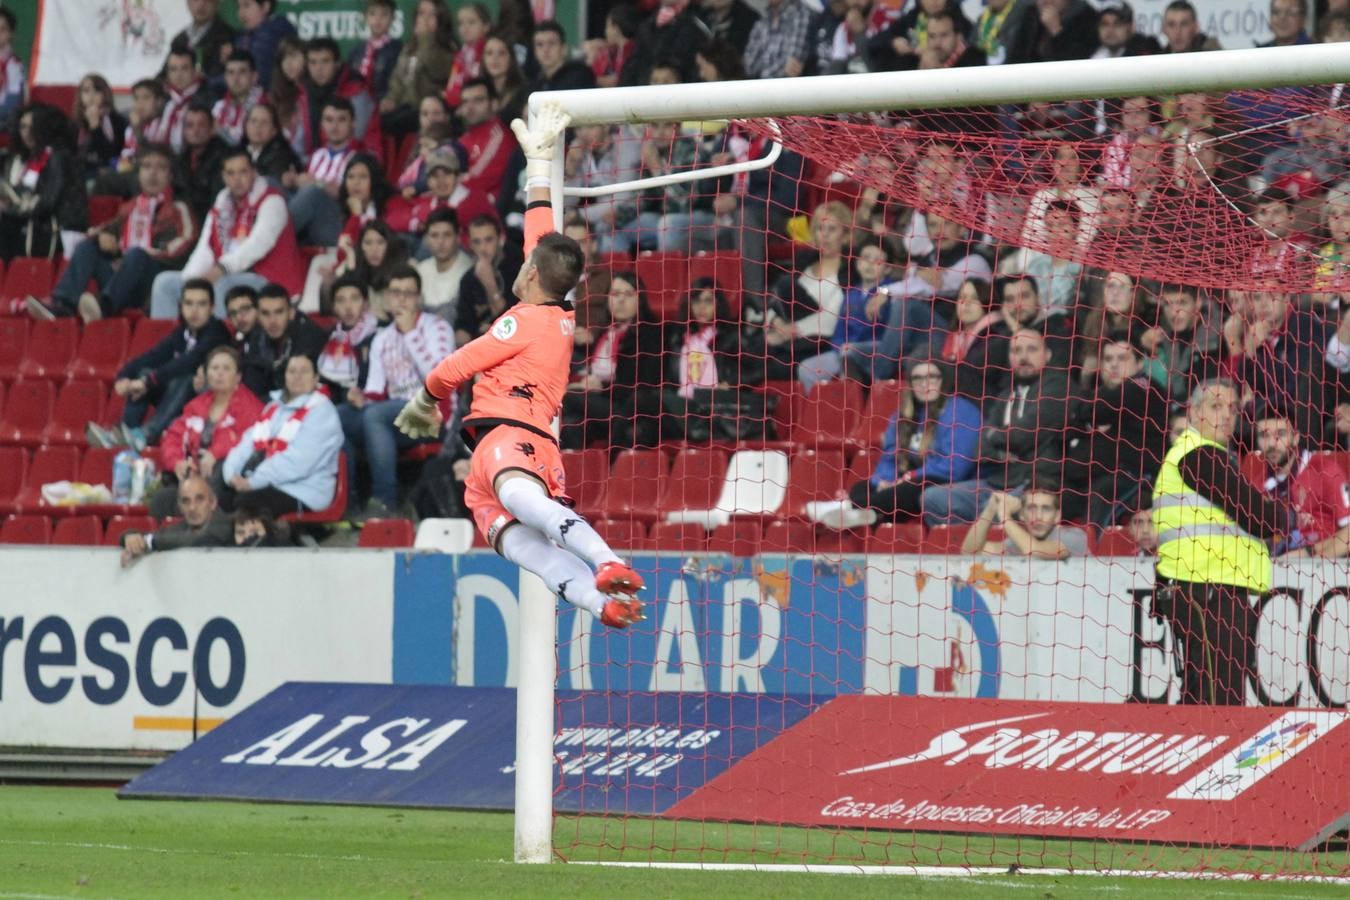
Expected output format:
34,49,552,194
496,473,646,595
499,525,644,628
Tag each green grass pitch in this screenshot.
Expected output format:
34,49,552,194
0,786,1345,898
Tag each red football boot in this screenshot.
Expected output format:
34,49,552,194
595,560,646,596
600,597,645,629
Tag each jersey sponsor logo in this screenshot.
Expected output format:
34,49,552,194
491,316,518,341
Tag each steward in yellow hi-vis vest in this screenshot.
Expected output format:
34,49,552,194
1152,381,1293,706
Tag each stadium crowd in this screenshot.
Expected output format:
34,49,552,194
3,0,1350,560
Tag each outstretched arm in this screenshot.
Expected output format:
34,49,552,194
511,103,571,254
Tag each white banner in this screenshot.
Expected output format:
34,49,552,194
33,0,192,89
0,548,394,751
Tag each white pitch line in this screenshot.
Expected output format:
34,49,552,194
0,838,373,864
572,861,1350,886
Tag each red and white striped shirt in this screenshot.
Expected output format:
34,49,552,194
365,312,456,401
306,141,358,187
213,86,265,145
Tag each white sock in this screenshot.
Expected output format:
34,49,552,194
500,525,608,617
497,477,622,568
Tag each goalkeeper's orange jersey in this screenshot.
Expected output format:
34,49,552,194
423,202,574,441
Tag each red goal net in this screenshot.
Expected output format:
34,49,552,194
546,81,1350,877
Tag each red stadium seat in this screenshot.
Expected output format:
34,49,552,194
781,449,847,518
0,379,56,446
42,379,105,445
126,317,176,361
87,194,124,228
761,379,801,445
1,514,52,544
707,518,762,556
659,447,728,514
633,252,746,319
11,444,80,513
594,517,647,551
0,317,27,380
647,521,711,552
688,252,743,315
562,448,609,518
2,257,56,305
845,447,876,487
358,517,416,548
867,521,925,554
104,514,155,546
1095,527,1140,556
18,319,79,379
848,379,902,450
792,380,864,449
762,519,815,554
921,524,974,554
0,445,27,515
70,318,130,382
52,514,104,546
281,454,348,525
601,449,669,521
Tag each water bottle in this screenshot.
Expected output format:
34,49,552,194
130,458,154,505
112,450,137,503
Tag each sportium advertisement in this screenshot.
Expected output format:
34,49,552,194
666,697,1350,850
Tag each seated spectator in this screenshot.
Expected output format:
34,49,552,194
455,214,523,344
303,37,374,148
173,103,229,222
1258,0,1311,49
1090,3,1160,60
587,6,640,89
213,50,265,145
348,0,402,102
741,0,812,80
1162,0,1221,52
941,277,1002,377
167,0,234,83
915,8,986,71
1077,270,1155,378
379,0,456,138
1246,188,1314,286
482,33,527,126
696,38,748,82
111,79,168,187
219,353,344,518
764,201,855,376
317,273,379,401
393,118,452,196
224,284,264,385
1262,113,1346,196
30,144,195,323
492,0,535,65
813,356,981,529
697,0,759,54
961,485,1090,558
658,278,764,442
561,272,663,449
160,47,207,153
1006,0,1099,64
868,0,972,73
150,345,265,519
416,209,474,322
387,146,494,248
235,0,299,92
443,2,490,108
74,74,127,181
232,504,292,547
87,278,228,450
1139,284,1221,404
243,102,304,185
0,104,86,262
922,328,1074,525
971,0,1030,64
286,97,362,248
618,120,718,254
340,264,455,516
336,220,410,319
563,123,643,253
816,0,878,76
525,20,596,95
846,210,992,384
245,282,329,398
1062,339,1167,526
455,77,517,200
270,36,310,157
1019,142,1100,253
1250,406,1350,558
950,273,1071,402
1125,502,1159,554
1316,181,1350,296
150,146,304,318
1227,289,1331,444
119,475,233,567
1097,96,1159,185
798,237,894,392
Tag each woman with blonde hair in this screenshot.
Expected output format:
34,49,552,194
764,200,856,377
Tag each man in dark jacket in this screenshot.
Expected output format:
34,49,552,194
120,474,233,566
455,215,524,345
173,103,228,222
87,278,228,450
922,328,1075,525
1006,0,1099,63
244,282,329,399
697,0,760,54
527,21,598,95
621,1,708,85
167,0,235,83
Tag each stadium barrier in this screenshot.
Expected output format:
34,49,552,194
1,549,1346,753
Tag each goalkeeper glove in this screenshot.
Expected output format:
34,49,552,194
394,387,443,440
510,102,571,180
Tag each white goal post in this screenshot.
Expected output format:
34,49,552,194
512,42,1350,865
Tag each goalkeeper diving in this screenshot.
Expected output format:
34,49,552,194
395,104,645,629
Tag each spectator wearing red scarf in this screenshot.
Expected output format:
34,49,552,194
443,3,491,108
347,0,403,100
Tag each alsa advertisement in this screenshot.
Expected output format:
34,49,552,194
667,697,1350,850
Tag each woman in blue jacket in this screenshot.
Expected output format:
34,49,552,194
811,356,981,529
